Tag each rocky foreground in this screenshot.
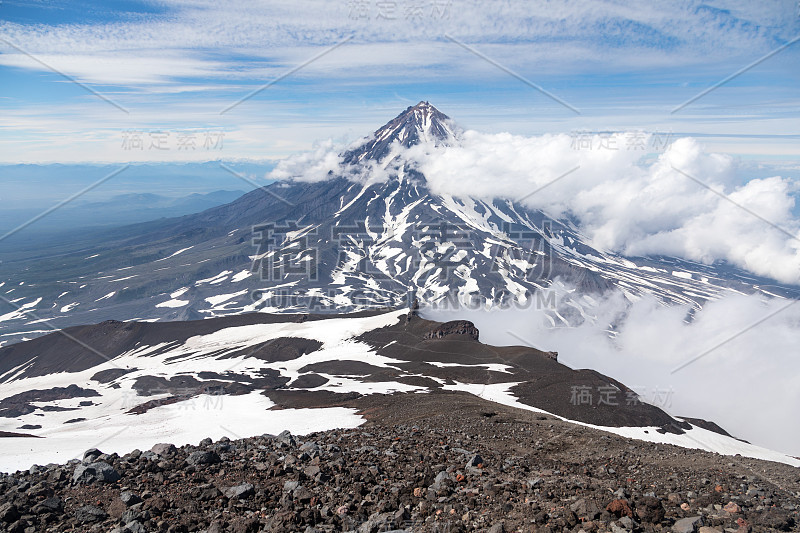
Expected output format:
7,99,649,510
0,391,798,533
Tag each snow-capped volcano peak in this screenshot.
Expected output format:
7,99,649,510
2,101,796,346
342,101,457,164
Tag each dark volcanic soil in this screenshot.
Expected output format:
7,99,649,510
0,391,798,533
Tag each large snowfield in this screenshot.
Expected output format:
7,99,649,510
1,310,798,472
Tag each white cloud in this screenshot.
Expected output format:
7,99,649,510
267,127,800,284
2,1,798,163
0,0,791,90
0,51,229,86
269,140,343,182
426,290,800,456
268,136,399,185
409,132,800,284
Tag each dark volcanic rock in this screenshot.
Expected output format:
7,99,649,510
225,483,255,500
83,448,102,462
220,337,323,363
0,384,100,418
0,431,41,438
290,373,329,388
0,391,797,533
636,495,666,523
0,502,19,523
187,450,221,465
679,416,738,438
31,496,62,514
570,497,601,520
73,461,120,484
298,360,387,376
466,454,484,468
277,430,296,447
672,515,704,533
120,491,143,507
75,504,107,523
423,320,479,341
150,443,177,456
132,374,202,396
91,367,137,383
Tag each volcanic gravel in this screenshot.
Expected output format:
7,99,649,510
0,391,798,533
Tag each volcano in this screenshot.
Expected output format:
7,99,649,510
0,101,796,345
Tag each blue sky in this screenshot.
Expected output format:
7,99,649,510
0,0,799,164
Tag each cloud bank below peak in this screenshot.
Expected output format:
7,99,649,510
427,289,800,456
269,129,800,285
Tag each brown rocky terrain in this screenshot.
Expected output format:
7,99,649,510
1,391,797,533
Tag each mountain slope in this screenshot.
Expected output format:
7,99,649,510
0,102,797,346
2,308,797,471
